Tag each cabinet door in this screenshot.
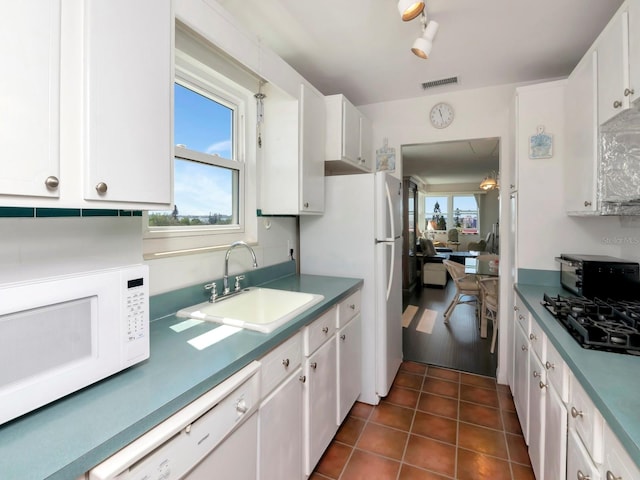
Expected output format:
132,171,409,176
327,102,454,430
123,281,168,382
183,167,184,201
342,98,360,164
528,351,546,479
304,337,337,475
358,114,373,172
603,424,640,480
513,321,530,443
598,9,630,124
84,0,172,206
567,430,601,480
258,368,303,480
565,51,599,214
337,314,361,424
543,385,567,480
628,0,640,105
299,82,325,214
0,1,61,201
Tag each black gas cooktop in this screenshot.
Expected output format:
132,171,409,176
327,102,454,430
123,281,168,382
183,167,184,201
542,293,640,355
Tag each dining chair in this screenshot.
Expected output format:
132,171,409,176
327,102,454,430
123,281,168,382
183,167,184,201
442,259,480,323
478,276,499,353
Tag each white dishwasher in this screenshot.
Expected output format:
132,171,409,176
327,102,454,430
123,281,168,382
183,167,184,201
90,361,261,480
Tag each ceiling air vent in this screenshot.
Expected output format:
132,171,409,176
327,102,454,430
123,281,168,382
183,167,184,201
421,76,459,90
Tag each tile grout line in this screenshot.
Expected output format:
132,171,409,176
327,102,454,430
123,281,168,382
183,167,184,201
336,405,372,480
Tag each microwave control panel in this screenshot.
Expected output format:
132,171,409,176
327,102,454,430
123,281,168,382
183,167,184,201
122,265,150,364
126,276,147,342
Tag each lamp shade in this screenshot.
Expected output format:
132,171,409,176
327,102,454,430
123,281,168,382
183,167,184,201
411,21,439,59
480,176,498,191
398,0,424,21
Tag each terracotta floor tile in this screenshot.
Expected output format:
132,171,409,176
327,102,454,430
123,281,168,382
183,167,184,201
356,422,408,460
340,449,400,480
370,402,415,431
417,392,458,419
460,383,500,408
349,401,374,420
401,360,428,375
460,372,497,390
422,377,459,399
459,401,503,430
511,462,536,479
506,433,531,465
335,415,366,445
404,434,456,477
497,383,512,394
309,473,333,480
394,371,424,390
458,422,509,459
501,409,523,435
498,390,517,412
314,441,352,479
398,464,453,480
384,385,421,409
457,448,512,480
411,411,457,445
426,366,460,382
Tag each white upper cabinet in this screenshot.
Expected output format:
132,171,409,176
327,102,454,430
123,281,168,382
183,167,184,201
299,82,325,214
0,0,173,209
0,1,61,200
597,8,631,125
84,0,173,206
325,94,373,174
565,51,599,214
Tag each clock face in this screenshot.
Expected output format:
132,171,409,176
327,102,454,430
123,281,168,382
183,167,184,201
430,102,454,129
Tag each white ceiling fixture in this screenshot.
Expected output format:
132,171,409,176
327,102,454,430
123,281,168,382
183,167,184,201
397,0,424,21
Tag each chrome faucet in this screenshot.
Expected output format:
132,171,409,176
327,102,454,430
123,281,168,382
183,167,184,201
223,241,258,294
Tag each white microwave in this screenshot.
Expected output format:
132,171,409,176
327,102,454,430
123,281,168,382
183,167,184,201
0,264,150,425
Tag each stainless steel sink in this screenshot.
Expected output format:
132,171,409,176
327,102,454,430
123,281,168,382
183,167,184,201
176,287,324,333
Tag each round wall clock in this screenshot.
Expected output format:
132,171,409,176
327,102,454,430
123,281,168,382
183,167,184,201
430,102,454,129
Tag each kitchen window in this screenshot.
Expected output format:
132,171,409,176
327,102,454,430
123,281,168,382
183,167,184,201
144,25,259,258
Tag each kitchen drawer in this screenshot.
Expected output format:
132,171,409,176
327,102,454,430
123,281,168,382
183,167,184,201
545,340,569,403
603,423,640,480
569,374,604,464
336,290,361,328
514,294,530,336
529,318,546,362
260,332,302,397
567,430,601,480
304,306,337,356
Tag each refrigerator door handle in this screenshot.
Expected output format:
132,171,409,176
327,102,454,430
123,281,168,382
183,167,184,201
384,180,396,239
386,242,394,301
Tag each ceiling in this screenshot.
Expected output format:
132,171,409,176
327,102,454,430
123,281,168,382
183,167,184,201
216,0,623,185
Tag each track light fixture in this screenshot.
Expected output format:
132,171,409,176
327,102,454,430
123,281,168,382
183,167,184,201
411,14,439,59
397,0,425,21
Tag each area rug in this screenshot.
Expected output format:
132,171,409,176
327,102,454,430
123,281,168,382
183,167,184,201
402,305,419,328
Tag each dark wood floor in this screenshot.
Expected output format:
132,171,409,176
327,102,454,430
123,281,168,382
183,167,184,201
402,281,498,378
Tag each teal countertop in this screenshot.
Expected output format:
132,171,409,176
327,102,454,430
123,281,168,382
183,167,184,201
515,283,640,468
0,269,362,480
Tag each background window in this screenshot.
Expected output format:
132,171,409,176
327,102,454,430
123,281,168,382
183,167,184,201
425,196,448,231
453,195,479,233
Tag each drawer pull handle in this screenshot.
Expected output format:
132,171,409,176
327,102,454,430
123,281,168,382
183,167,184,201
545,361,555,370
577,470,590,480
299,375,306,383
322,326,329,334
282,358,290,368
571,406,583,418
606,472,621,480
539,381,547,390
310,362,317,370
529,333,537,341
340,334,346,340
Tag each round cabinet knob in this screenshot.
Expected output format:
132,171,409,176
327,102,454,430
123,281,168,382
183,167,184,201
577,470,591,480
236,399,248,414
310,362,317,370
539,381,548,390
513,306,519,311
571,406,583,418
613,100,623,109
304,202,310,208
349,304,356,310
299,375,306,383
519,314,525,321
95,182,108,194
606,471,621,480
340,334,346,341
624,88,635,96
44,176,59,190
529,333,537,341
545,361,555,370
282,358,290,368
533,371,540,378
322,326,329,334
521,345,528,351
584,200,592,207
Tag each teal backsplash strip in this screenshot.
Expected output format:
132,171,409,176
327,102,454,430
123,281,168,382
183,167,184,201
518,268,560,286
150,260,297,320
0,207,143,218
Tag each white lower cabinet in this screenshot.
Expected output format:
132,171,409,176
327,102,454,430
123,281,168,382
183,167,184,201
337,313,361,424
603,423,640,480
258,367,304,480
567,430,601,480
544,383,568,480
528,343,546,479
513,319,530,443
303,336,338,475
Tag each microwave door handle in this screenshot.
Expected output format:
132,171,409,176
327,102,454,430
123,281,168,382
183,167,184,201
555,257,578,267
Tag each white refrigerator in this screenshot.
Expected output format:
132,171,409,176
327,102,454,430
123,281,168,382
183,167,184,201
299,172,403,405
